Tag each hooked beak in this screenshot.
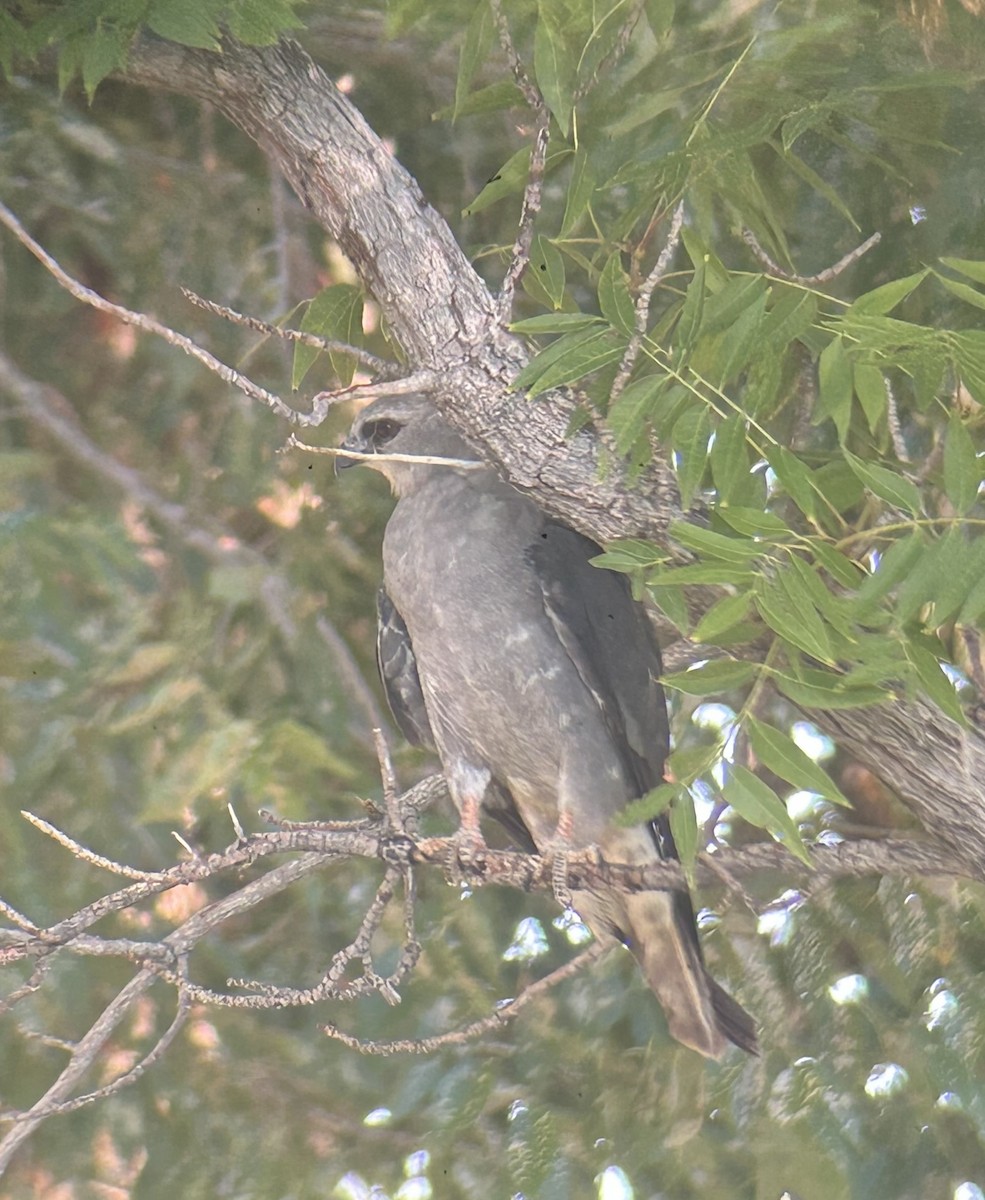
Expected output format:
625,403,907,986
334,434,368,476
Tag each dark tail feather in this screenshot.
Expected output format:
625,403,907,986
710,978,759,1055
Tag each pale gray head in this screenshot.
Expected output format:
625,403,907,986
337,395,484,495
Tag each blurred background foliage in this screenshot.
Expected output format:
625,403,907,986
2,1,985,1197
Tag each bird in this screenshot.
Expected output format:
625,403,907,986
338,394,757,1059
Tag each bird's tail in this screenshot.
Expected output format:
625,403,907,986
623,891,758,1060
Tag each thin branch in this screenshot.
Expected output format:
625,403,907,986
20,812,168,882
488,0,552,319
288,436,485,470
609,201,685,403
8,982,193,1121
181,288,399,377
0,201,314,425
321,944,606,1055
741,227,882,286
499,110,551,320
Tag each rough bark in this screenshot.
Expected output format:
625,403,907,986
119,33,985,877
123,33,681,544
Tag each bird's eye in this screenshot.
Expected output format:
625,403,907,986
367,418,401,446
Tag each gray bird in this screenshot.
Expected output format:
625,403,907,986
339,395,756,1059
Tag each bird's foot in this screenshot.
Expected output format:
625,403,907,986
446,794,487,887
543,812,600,909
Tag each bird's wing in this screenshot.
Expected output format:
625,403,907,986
529,521,759,1057
527,522,669,803
375,587,538,853
376,587,436,751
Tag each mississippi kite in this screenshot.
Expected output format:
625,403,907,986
340,395,756,1059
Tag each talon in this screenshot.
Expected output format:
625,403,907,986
551,850,573,910
444,794,488,886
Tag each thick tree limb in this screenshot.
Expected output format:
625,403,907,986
121,33,682,544
114,32,985,889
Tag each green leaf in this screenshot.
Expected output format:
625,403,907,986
669,789,700,883
643,0,675,38
853,362,886,434
81,23,129,99
710,413,750,504
935,272,985,312
715,507,791,538
598,252,636,337
519,329,624,396
692,592,754,643
464,145,531,215
760,288,818,352
943,413,981,515
809,539,865,589
953,331,985,406
534,3,576,136
956,538,985,625
649,581,691,634
661,659,757,695
293,284,364,389
591,539,667,572
773,667,891,709
511,313,603,334
854,533,925,614
904,635,965,724
786,554,857,641
435,79,523,119
530,234,566,309
619,782,676,826
512,325,609,393
648,563,755,587
724,766,811,865
745,716,850,807
847,269,929,316
225,0,304,43
716,289,768,383
816,337,853,442
895,529,979,628
940,257,985,286
669,521,762,564
764,445,817,520
455,1,494,118
146,0,222,50
671,405,712,508
608,375,663,457
702,274,768,337
674,252,706,355
560,147,596,236
843,450,922,517
755,572,835,665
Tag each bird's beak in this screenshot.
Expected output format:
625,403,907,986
334,434,367,476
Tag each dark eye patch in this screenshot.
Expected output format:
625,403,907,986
365,418,401,446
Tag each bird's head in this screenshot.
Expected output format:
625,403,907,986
337,395,483,495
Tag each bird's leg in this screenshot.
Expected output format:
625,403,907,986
547,809,577,910
443,792,488,885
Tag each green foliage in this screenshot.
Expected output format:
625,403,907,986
3,0,305,97
5,2,985,1197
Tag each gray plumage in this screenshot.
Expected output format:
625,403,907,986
340,395,756,1059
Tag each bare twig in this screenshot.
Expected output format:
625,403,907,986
609,201,685,403
21,811,168,882
741,227,882,286
321,943,606,1055
487,0,552,319
499,110,551,320
181,288,398,377
288,437,485,470
0,201,317,425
